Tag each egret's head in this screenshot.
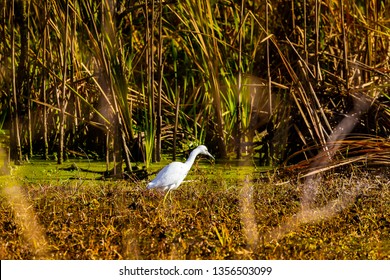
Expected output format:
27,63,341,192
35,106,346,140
197,145,215,160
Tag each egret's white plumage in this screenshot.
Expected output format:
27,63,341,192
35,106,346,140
147,145,214,191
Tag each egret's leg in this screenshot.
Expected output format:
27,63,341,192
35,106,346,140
163,189,171,204
169,189,174,202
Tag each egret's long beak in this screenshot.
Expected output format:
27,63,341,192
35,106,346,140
205,151,215,160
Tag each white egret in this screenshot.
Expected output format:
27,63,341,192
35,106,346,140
147,145,214,194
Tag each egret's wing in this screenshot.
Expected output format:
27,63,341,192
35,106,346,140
147,162,188,189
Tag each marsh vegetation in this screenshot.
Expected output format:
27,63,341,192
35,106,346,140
0,161,389,259
0,0,389,259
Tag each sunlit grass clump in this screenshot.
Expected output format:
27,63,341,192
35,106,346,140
0,162,388,260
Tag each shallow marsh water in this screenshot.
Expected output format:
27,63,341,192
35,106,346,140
11,158,270,184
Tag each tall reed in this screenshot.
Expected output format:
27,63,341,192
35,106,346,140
0,0,388,170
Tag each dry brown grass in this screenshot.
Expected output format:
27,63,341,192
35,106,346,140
0,163,388,260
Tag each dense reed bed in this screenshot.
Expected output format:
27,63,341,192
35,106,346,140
0,0,389,170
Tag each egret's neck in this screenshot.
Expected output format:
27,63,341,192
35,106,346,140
184,148,201,168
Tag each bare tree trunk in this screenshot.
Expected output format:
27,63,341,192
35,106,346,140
27,94,32,159
58,0,69,164
266,0,273,165
211,77,227,159
70,5,77,152
210,71,227,159
11,0,23,164
25,1,32,160
236,0,244,159
156,0,163,162
42,1,49,160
